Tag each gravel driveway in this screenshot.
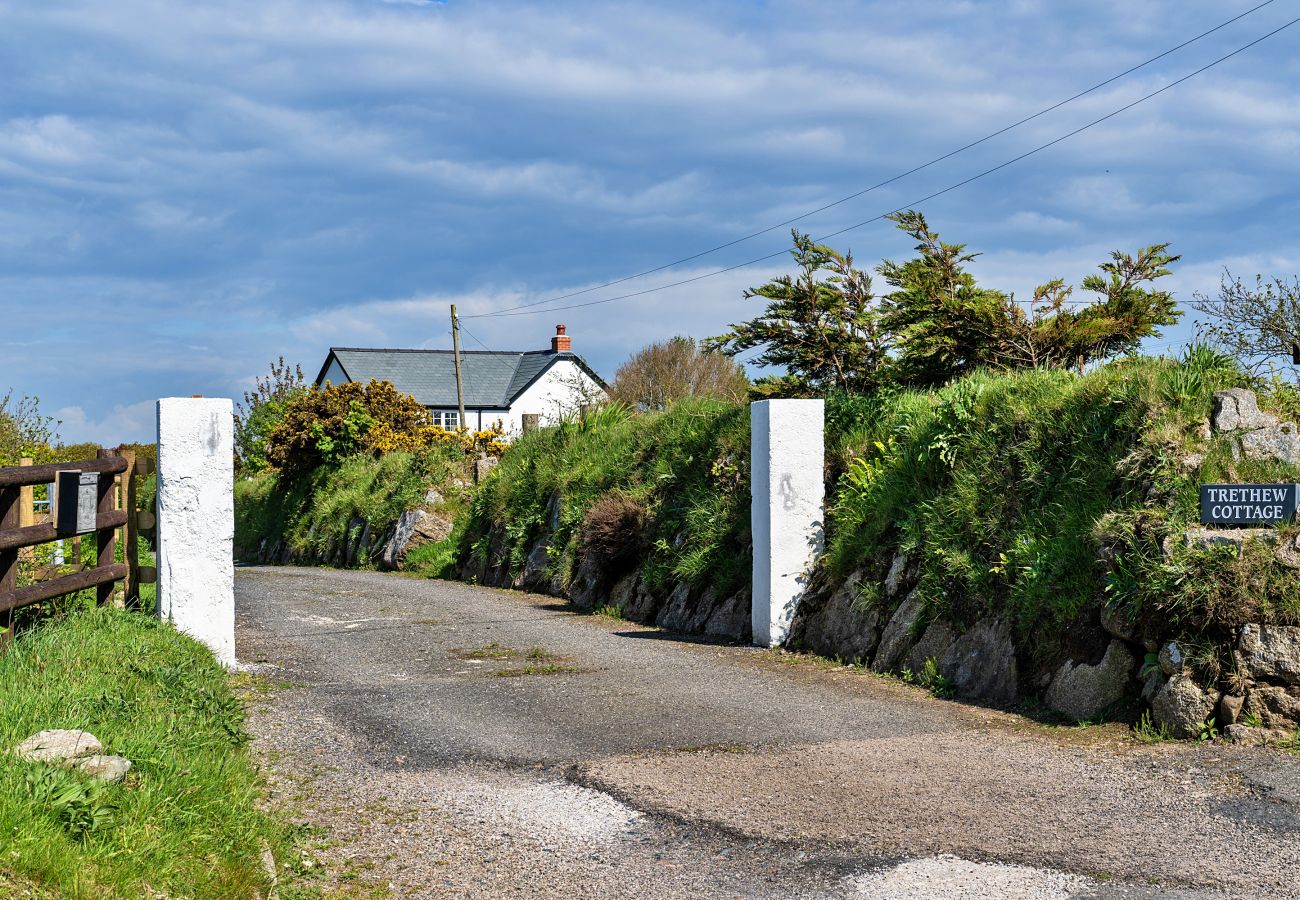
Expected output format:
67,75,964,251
235,566,1300,899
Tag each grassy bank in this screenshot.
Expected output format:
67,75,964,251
824,354,1300,653
0,607,282,898
235,444,472,575
463,400,752,597
461,354,1300,665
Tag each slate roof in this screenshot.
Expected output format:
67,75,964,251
315,347,604,408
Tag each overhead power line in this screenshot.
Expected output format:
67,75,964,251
464,0,1279,320
467,12,1300,320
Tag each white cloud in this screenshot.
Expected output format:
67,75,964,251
53,401,156,446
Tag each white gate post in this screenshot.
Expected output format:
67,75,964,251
156,398,235,666
751,399,824,647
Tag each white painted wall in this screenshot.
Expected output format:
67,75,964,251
498,359,607,435
156,398,236,667
751,399,825,648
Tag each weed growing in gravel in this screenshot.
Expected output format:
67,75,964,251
493,664,581,677
1134,711,1173,743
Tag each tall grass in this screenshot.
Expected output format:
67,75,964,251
235,444,471,567
0,608,282,897
464,398,752,596
824,352,1300,647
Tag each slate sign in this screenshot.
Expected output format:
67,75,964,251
1199,483,1299,526
56,470,99,535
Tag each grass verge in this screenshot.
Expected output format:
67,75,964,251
0,607,283,898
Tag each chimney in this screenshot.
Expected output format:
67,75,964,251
551,324,571,353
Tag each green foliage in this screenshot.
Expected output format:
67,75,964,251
266,379,436,481
463,398,752,597
0,608,282,896
916,657,955,698
825,353,1297,651
1192,271,1300,380
878,211,1011,388
235,443,472,566
0,390,59,465
880,212,1181,385
24,766,118,838
1018,243,1182,370
705,230,889,394
236,357,308,476
1134,710,1173,743
710,213,1182,394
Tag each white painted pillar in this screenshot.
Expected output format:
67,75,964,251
156,398,235,666
751,399,824,647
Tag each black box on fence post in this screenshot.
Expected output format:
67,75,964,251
55,471,99,535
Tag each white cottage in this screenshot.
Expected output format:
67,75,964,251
313,325,607,434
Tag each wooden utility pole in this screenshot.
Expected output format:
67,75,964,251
450,304,467,430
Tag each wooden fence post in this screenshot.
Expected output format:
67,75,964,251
96,449,118,606
118,447,139,608
0,484,17,650
17,459,33,565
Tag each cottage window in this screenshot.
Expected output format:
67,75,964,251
430,409,460,430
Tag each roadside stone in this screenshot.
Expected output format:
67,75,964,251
655,583,693,632
1240,421,1300,465
1157,641,1185,677
1177,453,1204,475
14,729,103,763
622,578,661,624
702,590,750,642
681,586,719,633
519,539,551,591
884,553,910,598
1243,684,1300,730
380,508,454,571
1236,624,1300,684
607,573,638,615
1277,534,1300,569
939,618,1019,705
904,620,957,676
798,570,881,664
1218,694,1245,728
474,455,499,483
872,589,923,673
1211,389,1275,433
1099,603,1137,643
424,488,445,505
74,755,132,783
1044,640,1136,721
1141,670,1165,704
1151,675,1216,739
1223,723,1294,746
1184,527,1277,551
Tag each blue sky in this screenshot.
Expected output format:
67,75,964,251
2,0,1299,443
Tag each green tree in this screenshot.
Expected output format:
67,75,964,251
704,231,888,394
236,358,307,476
1005,244,1181,373
877,211,1012,388
0,391,58,466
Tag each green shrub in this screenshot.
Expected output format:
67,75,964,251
236,443,472,564
824,353,1299,651
464,398,751,596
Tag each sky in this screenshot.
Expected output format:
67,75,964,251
2,0,1299,444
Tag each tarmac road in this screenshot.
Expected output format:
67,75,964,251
236,566,1300,899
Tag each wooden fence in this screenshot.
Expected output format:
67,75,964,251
0,449,154,624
